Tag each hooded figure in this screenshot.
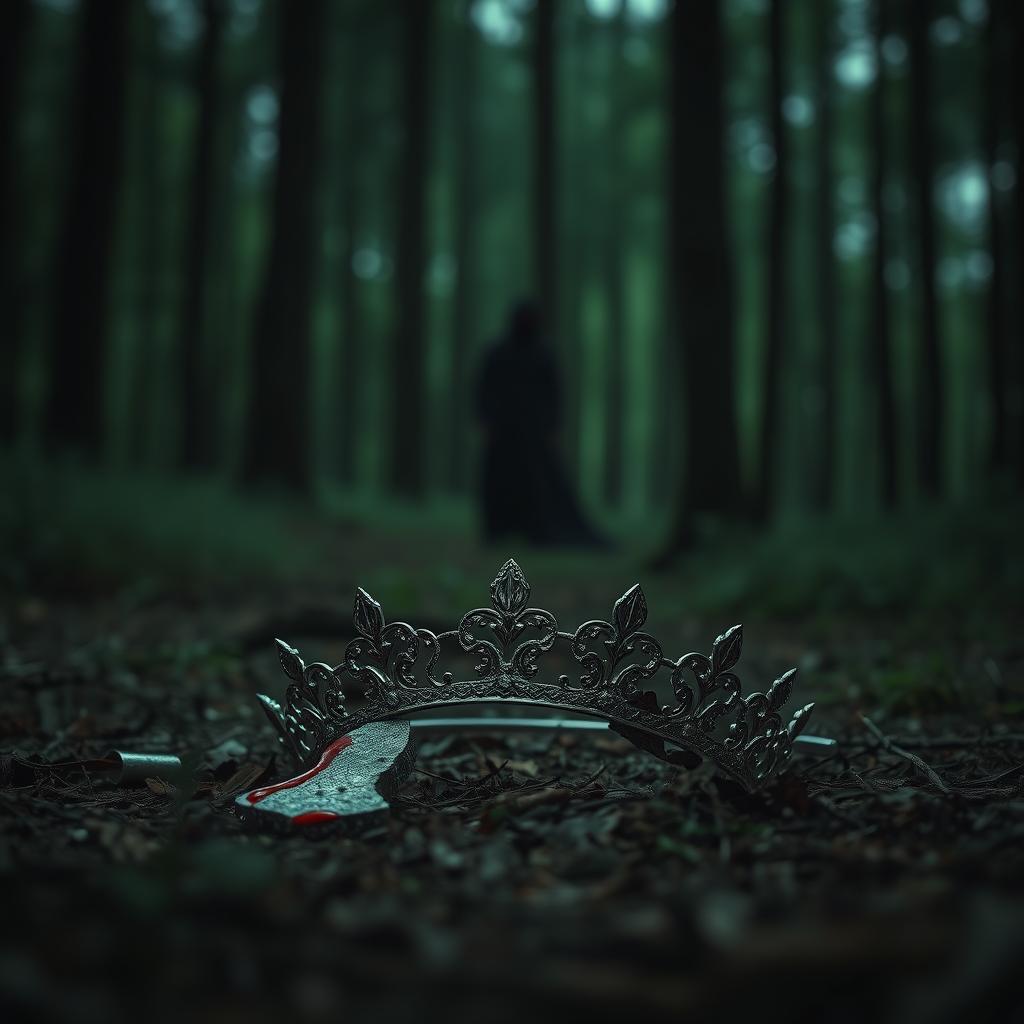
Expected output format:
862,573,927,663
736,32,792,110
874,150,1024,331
476,301,601,546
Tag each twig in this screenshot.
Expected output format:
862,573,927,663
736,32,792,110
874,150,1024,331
571,763,608,792
845,733,1024,751
859,715,950,794
413,766,476,788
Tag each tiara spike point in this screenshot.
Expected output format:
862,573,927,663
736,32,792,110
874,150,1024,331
712,624,743,673
256,692,285,731
788,701,815,740
275,638,304,681
256,692,300,763
612,583,648,639
353,588,385,640
256,560,813,793
490,558,531,618
767,667,798,711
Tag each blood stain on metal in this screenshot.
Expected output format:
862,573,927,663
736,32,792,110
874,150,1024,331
290,811,341,826
245,735,354,805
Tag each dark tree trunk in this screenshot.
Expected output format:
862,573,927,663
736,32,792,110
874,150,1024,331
663,0,743,552
533,0,557,331
908,0,943,497
1015,1,1024,482
449,1,479,493
241,0,325,493
560,10,593,498
871,0,898,507
45,0,130,458
204,72,245,470
813,0,838,512
129,5,163,466
0,0,32,444
984,0,1008,472
756,0,787,522
336,31,364,487
602,6,626,510
180,0,225,471
391,0,434,498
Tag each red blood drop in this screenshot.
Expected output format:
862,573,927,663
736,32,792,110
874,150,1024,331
291,811,340,826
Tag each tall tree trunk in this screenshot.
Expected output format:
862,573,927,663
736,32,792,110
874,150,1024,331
448,0,479,493
560,9,591,497
602,6,626,511
391,0,434,498
908,0,943,497
813,0,838,512
756,0,787,522
533,0,557,331
1015,0,1024,482
0,0,31,444
662,0,743,553
336,29,364,487
129,5,162,466
871,0,898,507
180,0,225,470
45,0,130,458
984,0,1008,472
205,72,245,470
241,0,325,493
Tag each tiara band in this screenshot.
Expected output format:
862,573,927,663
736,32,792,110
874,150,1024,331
248,559,814,808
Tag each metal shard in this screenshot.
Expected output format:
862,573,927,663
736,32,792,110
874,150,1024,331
236,721,415,832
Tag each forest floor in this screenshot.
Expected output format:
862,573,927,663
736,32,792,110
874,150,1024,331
2,465,1023,1023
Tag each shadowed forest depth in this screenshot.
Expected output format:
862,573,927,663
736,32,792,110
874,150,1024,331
2,1,1024,1021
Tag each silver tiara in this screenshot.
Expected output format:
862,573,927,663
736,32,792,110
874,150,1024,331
253,559,814,796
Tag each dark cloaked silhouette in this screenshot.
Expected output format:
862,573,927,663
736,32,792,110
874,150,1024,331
477,302,600,546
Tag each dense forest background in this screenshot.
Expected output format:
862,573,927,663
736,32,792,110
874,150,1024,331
1,0,1022,579
4,5,1024,1018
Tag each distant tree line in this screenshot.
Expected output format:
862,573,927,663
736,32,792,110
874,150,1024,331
2,0,1021,552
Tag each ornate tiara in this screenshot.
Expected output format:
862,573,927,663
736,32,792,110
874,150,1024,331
249,559,814,809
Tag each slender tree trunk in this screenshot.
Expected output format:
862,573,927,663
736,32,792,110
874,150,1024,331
0,0,31,444
533,0,557,331
391,0,434,498
1015,1,1024,482
129,5,162,466
560,9,590,497
449,1,479,493
603,6,626,510
756,0,787,522
984,0,1008,471
205,71,245,470
45,0,130,458
908,0,943,497
337,183,359,485
662,0,743,553
871,0,898,507
241,0,325,493
813,0,838,512
336,32,363,487
180,0,225,470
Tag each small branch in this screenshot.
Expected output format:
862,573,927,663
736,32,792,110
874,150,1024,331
859,714,950,794
845,733,1024,751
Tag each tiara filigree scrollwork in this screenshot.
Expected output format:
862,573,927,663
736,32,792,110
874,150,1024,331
255,559,814,792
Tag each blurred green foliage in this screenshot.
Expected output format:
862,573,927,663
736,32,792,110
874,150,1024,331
2,0,1021,625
